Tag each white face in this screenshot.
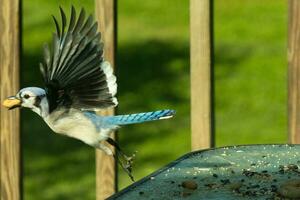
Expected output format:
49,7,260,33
17,90,39,109
15,87,49,117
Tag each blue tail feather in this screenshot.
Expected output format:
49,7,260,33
105,109,175,125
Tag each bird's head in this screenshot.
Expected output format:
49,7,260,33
2,87,49,117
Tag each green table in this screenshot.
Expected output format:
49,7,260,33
108,144,300,200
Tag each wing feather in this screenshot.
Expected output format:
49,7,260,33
68,6,76,32
59,7,67,36
40,7,117,112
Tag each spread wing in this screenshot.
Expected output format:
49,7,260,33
39,6,117,113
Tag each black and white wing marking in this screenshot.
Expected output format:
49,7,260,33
40,6,117,113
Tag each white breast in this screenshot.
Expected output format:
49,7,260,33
43,109,105,146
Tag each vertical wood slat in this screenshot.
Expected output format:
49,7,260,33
0,0,21,199
190,0,213,150
95,0,117,199
288,0,300,144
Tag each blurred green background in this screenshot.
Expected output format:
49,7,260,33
22,0,287,199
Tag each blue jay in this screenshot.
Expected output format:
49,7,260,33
2,7,175,181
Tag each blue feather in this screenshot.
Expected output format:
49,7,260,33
104,109,175,126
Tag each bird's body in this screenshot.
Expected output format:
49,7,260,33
43,105,174,155
45,109,106,149
2,6,175,180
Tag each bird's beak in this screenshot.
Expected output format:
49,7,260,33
2,96,22,110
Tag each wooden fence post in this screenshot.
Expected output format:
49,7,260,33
190,0,213,150
95,0,117,199
288,0,300,144
0,0,21,199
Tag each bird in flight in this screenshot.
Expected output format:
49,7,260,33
2,6,175,181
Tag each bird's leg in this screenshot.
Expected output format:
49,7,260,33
107,138,135,163
106,138,136,181
96,141,135,181
113,153,135,182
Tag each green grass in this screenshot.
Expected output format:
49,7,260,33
22,0,287,199
214,1,287,145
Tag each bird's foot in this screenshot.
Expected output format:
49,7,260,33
106,138,136,181
121,151,136,170
114,152,136,182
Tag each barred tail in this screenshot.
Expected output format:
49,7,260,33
105,109,175,125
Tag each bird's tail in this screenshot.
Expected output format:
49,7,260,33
105,109,175,126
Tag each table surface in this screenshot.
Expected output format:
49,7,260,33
108,144,300,200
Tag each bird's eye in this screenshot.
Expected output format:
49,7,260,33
24,94,30,99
